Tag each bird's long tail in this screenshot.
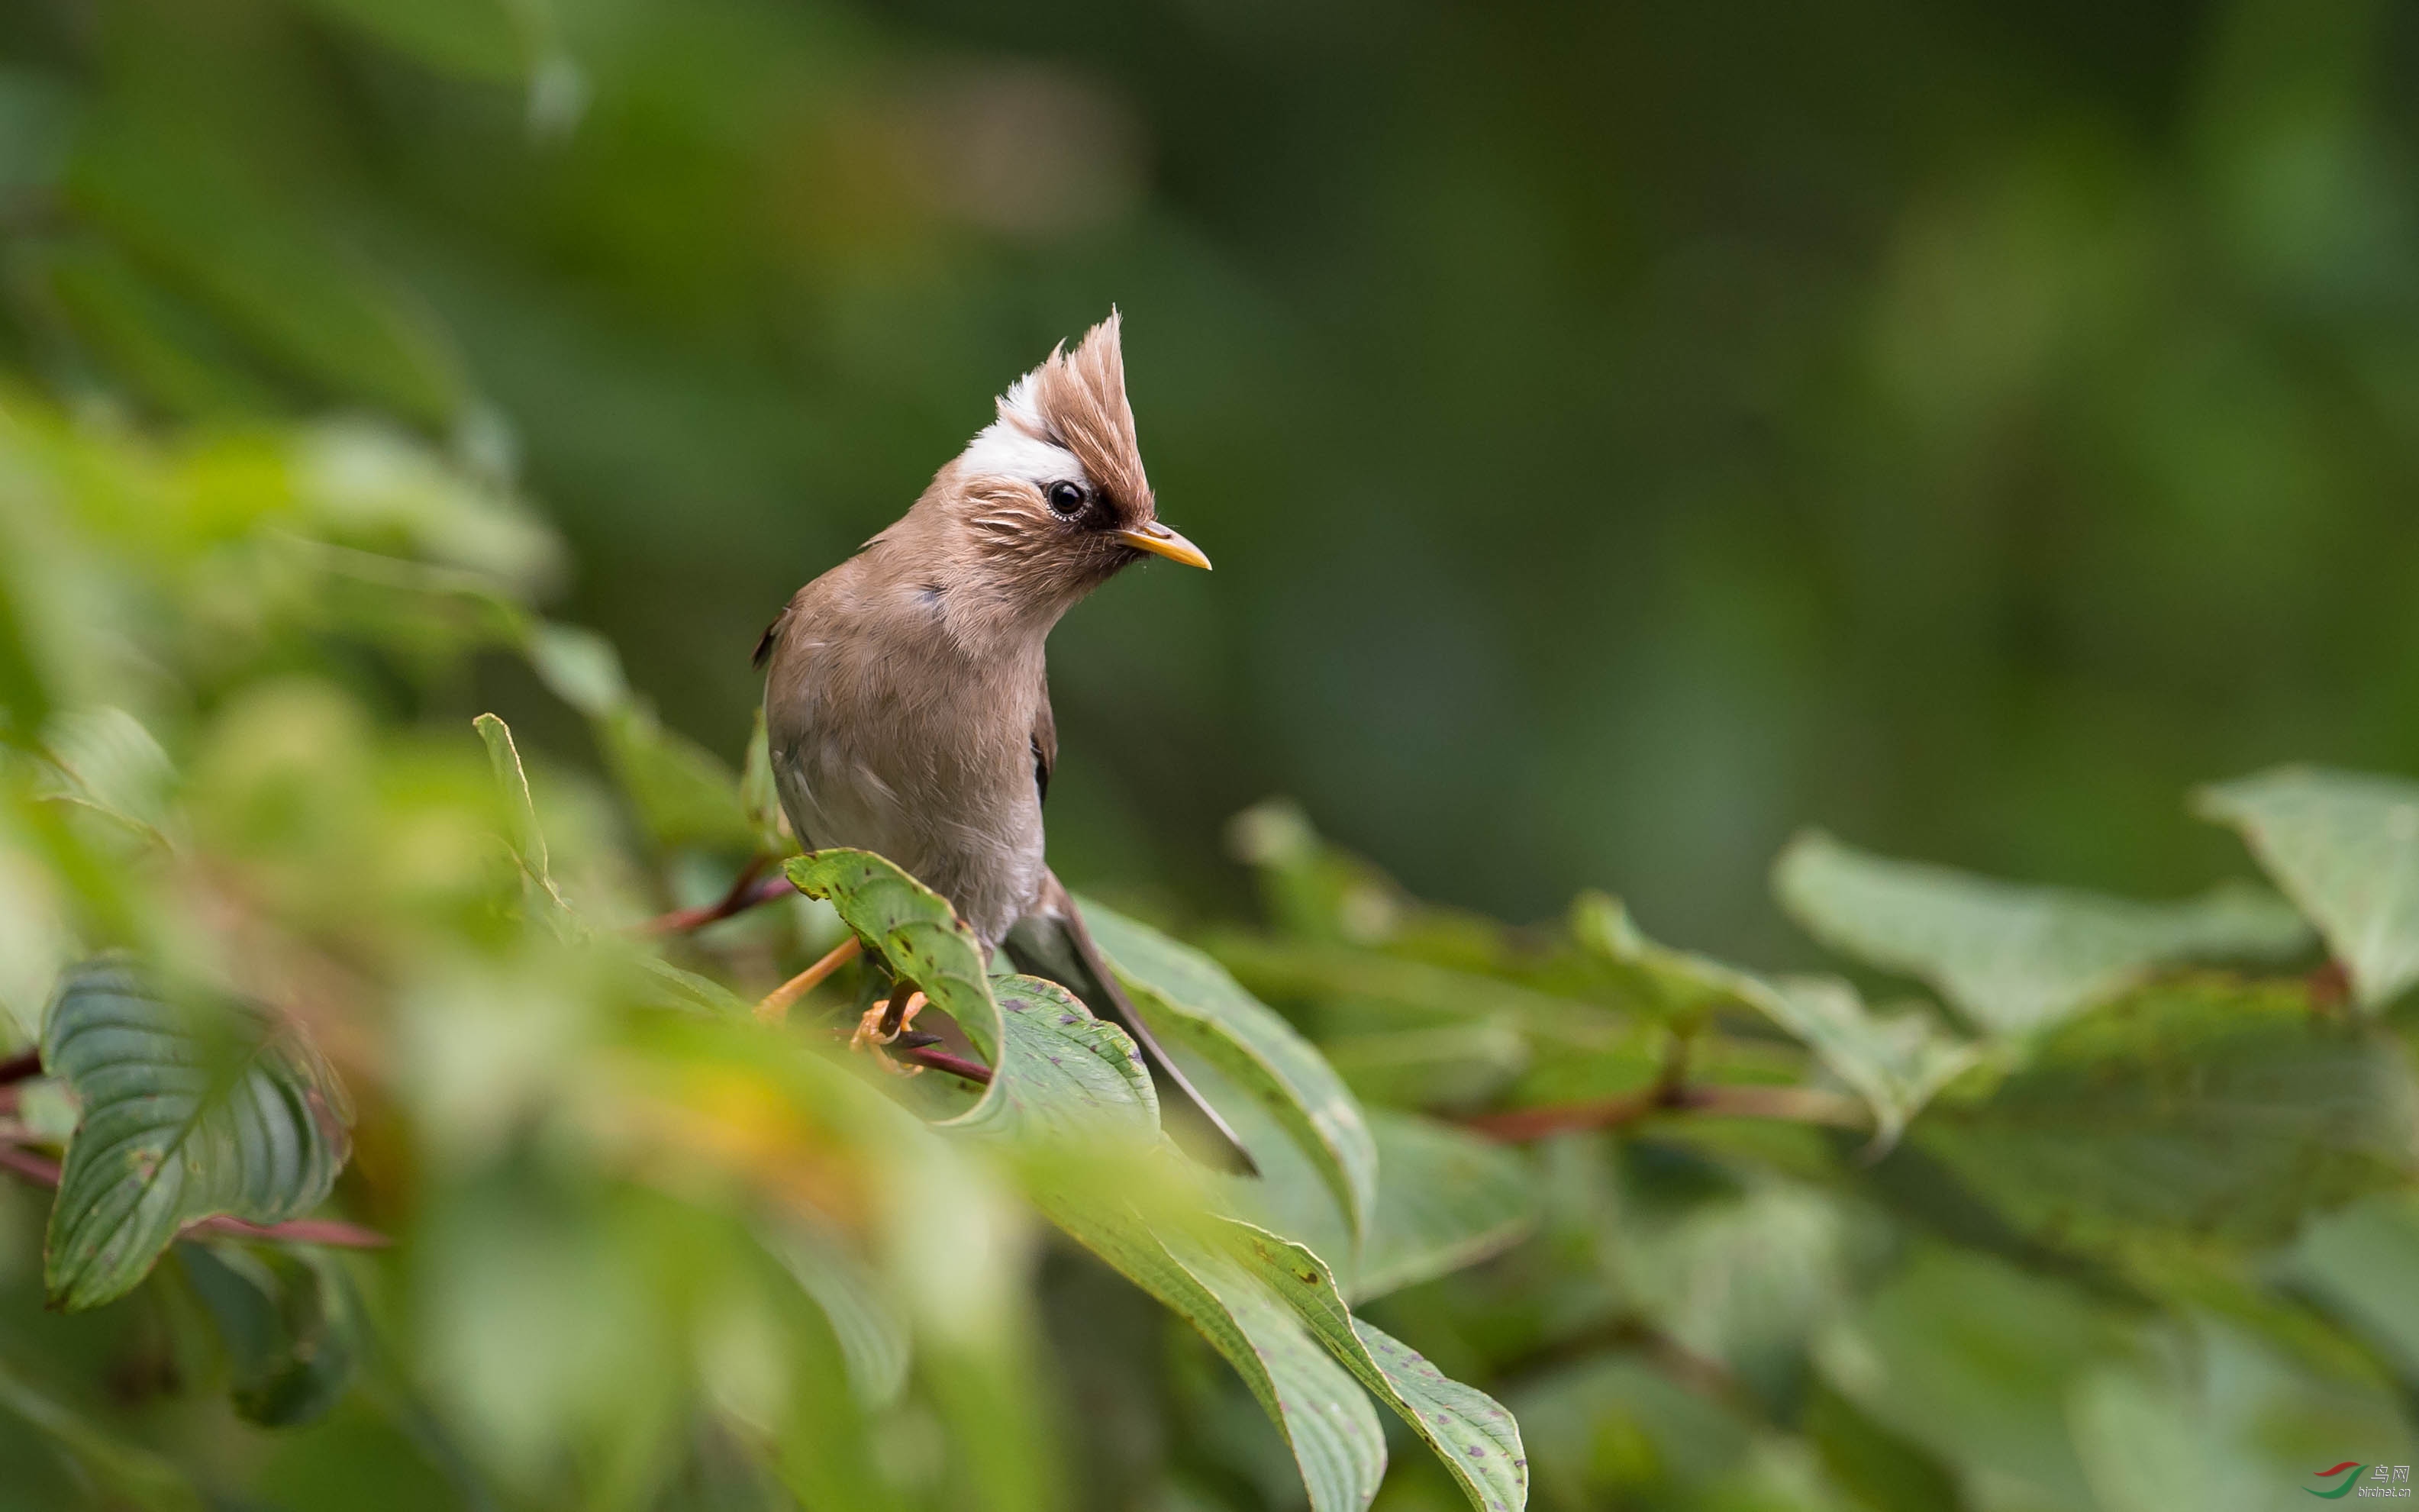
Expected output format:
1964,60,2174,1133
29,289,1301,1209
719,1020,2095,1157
1004,871,1257,1174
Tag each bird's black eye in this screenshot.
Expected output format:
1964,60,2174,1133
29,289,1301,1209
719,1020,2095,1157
1046,481,1087,517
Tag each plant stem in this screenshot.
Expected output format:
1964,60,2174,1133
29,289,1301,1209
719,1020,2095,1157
0,1051,40,1086
1464,1082,1866,1141
0,1143,391,1247
643,859,796,934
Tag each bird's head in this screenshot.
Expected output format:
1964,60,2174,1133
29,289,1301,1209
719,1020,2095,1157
931,311,1210,611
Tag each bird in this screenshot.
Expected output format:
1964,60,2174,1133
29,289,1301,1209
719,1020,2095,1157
753,312,1250,1166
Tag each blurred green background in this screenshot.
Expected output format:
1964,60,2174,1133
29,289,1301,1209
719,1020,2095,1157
7,0,2419,947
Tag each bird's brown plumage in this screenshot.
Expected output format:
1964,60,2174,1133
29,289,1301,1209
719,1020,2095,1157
759,312,1247,1164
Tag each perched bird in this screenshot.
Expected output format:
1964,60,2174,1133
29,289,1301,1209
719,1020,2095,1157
756,313,1247,1163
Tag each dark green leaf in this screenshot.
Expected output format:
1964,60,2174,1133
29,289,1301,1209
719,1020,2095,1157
1084,900,1376,1246
1356,1111,1538,1302
2197,766,2419,1011
1223,1220,1528,1512
177,1241,357,1426
1913,977,2418,1256
42,957,353,1311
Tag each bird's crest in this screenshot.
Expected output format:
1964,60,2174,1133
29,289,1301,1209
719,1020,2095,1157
997,311,1153,517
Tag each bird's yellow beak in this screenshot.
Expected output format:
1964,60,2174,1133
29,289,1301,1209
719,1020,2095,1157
1116,521,1212,570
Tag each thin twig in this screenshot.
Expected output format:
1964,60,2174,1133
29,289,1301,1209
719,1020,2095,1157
642,862,795,935
0,1051,40,1086
1464,1082,1866,1142
0,1143,391,1248
895,1044,992,1084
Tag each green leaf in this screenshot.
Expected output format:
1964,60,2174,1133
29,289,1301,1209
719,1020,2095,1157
1815,1246,2124,1508
1913,977,2418,1256
1045,1202,1385,1512
940,973,1159,1144
68,112,464,423
1356,1110,1538,1302
1222,1220,1527,1512
1758,977,1977,1151
1773,829,2311,1035
1569,891,1772,1022
2197,766,2419,1011
176,1241,357,1427
759,1217,911,1410
2284,1191,2419,1378
785,849,1002,1056
473,712,569,917
40,705,178,846
1083,900,1379,1246
42,956,353,1311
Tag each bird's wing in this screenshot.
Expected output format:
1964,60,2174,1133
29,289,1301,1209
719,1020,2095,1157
1004,871,1256,1173
1030,692,1056,807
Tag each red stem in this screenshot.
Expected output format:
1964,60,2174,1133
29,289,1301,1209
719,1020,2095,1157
898,1045,992,1084
0,1051,40,1086
643,865,796,934
0,1143,390,1248
1466,1082,1865,1142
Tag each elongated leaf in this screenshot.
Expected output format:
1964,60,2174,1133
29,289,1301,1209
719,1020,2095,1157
1815,1246,2124,1509
473,712,569,917
287,0,534,82
1356,1111,1539,1301
2197,766,2419,1011
1083,900,1377,1246
1223,1220,1527,1512
1047,1201,1385,1512
760,1218,910,1410
177,1241,356,1426
1773,830,2310,1035
785,849,1001,1056
782,850,1157,1140
1913,978,2418,1256
42,957,352,1311
1759,977,1977,1152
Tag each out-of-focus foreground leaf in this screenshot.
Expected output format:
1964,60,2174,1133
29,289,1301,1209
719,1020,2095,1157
41,956,353,1311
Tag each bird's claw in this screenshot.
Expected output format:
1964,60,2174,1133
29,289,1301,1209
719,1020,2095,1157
850,991,926,1074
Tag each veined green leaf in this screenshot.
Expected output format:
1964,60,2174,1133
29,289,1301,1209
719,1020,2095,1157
1356,1110,1538,1302
176,1241,357,1427
473,713,569,918
758,1217,910,1410
1913,978,2419,1255
785,849,1001,1053
42,957,353,1311
1221,1220,1527,1512
1759,977,1977,1152
1048,1201,1385,1512
1773,830,2310,1035
2197,766,2419,1012
1084,899,1378,1246
941,973,1159,1143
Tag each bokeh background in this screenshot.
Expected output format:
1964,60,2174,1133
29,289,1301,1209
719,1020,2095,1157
11,0,2419,960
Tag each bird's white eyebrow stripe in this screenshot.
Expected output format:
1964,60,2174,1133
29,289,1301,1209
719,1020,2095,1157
960,421,1082,488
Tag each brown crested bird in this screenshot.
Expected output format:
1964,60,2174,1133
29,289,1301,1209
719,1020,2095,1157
755,313,1248,1164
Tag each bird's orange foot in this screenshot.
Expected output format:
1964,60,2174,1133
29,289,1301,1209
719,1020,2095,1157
850,990,926,1075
